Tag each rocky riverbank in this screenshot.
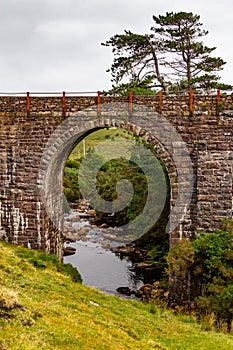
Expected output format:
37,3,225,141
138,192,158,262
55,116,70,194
116,281,169,303
64,200,131,248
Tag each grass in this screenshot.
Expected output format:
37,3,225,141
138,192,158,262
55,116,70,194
0,241,233,349
69,128,134,160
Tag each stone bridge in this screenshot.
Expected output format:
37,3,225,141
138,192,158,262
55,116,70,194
0,92,232,260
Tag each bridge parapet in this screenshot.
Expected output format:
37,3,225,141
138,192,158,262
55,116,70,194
0,91,232,122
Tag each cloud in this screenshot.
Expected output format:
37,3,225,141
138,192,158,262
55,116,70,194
0,0,232,91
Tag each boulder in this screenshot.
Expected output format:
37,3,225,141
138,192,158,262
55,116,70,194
63,246,76,256
116,287,132,296
135,282,168,302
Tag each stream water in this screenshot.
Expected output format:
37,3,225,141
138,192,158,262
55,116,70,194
64,240,144,296
63,210,145,296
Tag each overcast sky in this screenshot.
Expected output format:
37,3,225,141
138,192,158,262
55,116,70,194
1,0,232,93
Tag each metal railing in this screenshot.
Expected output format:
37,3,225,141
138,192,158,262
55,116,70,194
0,89,232,117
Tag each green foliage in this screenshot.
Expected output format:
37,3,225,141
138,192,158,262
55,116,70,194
167,239,195,273
65,159,80,169
63,160,82,202
193,228,233,331
152,12,227,90
102,11,231,93
103,77,157,96
95,157,148,225
167,221,233,331
215,83,233,91
102,29,167,92
192,230,233,278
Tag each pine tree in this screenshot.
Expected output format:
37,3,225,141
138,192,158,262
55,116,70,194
102,31,167,93
152,12,227,90
102,12,231,93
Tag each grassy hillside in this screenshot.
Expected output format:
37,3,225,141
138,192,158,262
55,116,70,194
68,128,134,161
0,241,232,350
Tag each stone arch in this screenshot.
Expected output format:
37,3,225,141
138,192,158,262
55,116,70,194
38,102,194,254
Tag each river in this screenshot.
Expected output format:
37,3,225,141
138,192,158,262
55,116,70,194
64,240,144,296
63,209,145,297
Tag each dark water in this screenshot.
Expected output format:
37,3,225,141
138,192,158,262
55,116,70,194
64,239,144,296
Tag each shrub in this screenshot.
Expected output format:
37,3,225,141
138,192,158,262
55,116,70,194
167,221,233,331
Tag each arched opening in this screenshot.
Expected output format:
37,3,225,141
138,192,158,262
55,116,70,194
61,126,174,291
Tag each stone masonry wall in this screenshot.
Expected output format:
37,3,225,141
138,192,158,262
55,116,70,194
0,113,63,259
0,94,232,258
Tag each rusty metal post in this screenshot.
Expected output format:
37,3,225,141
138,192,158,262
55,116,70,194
189,89,193,118
217,89,221,104
158,90,163,114
62,91,66,117
129,90,133,116
216,89,220,115
26,92,30,115
216,89,221,124
97,91,101,117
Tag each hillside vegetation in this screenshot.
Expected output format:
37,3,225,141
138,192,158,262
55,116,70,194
0,241,233,349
